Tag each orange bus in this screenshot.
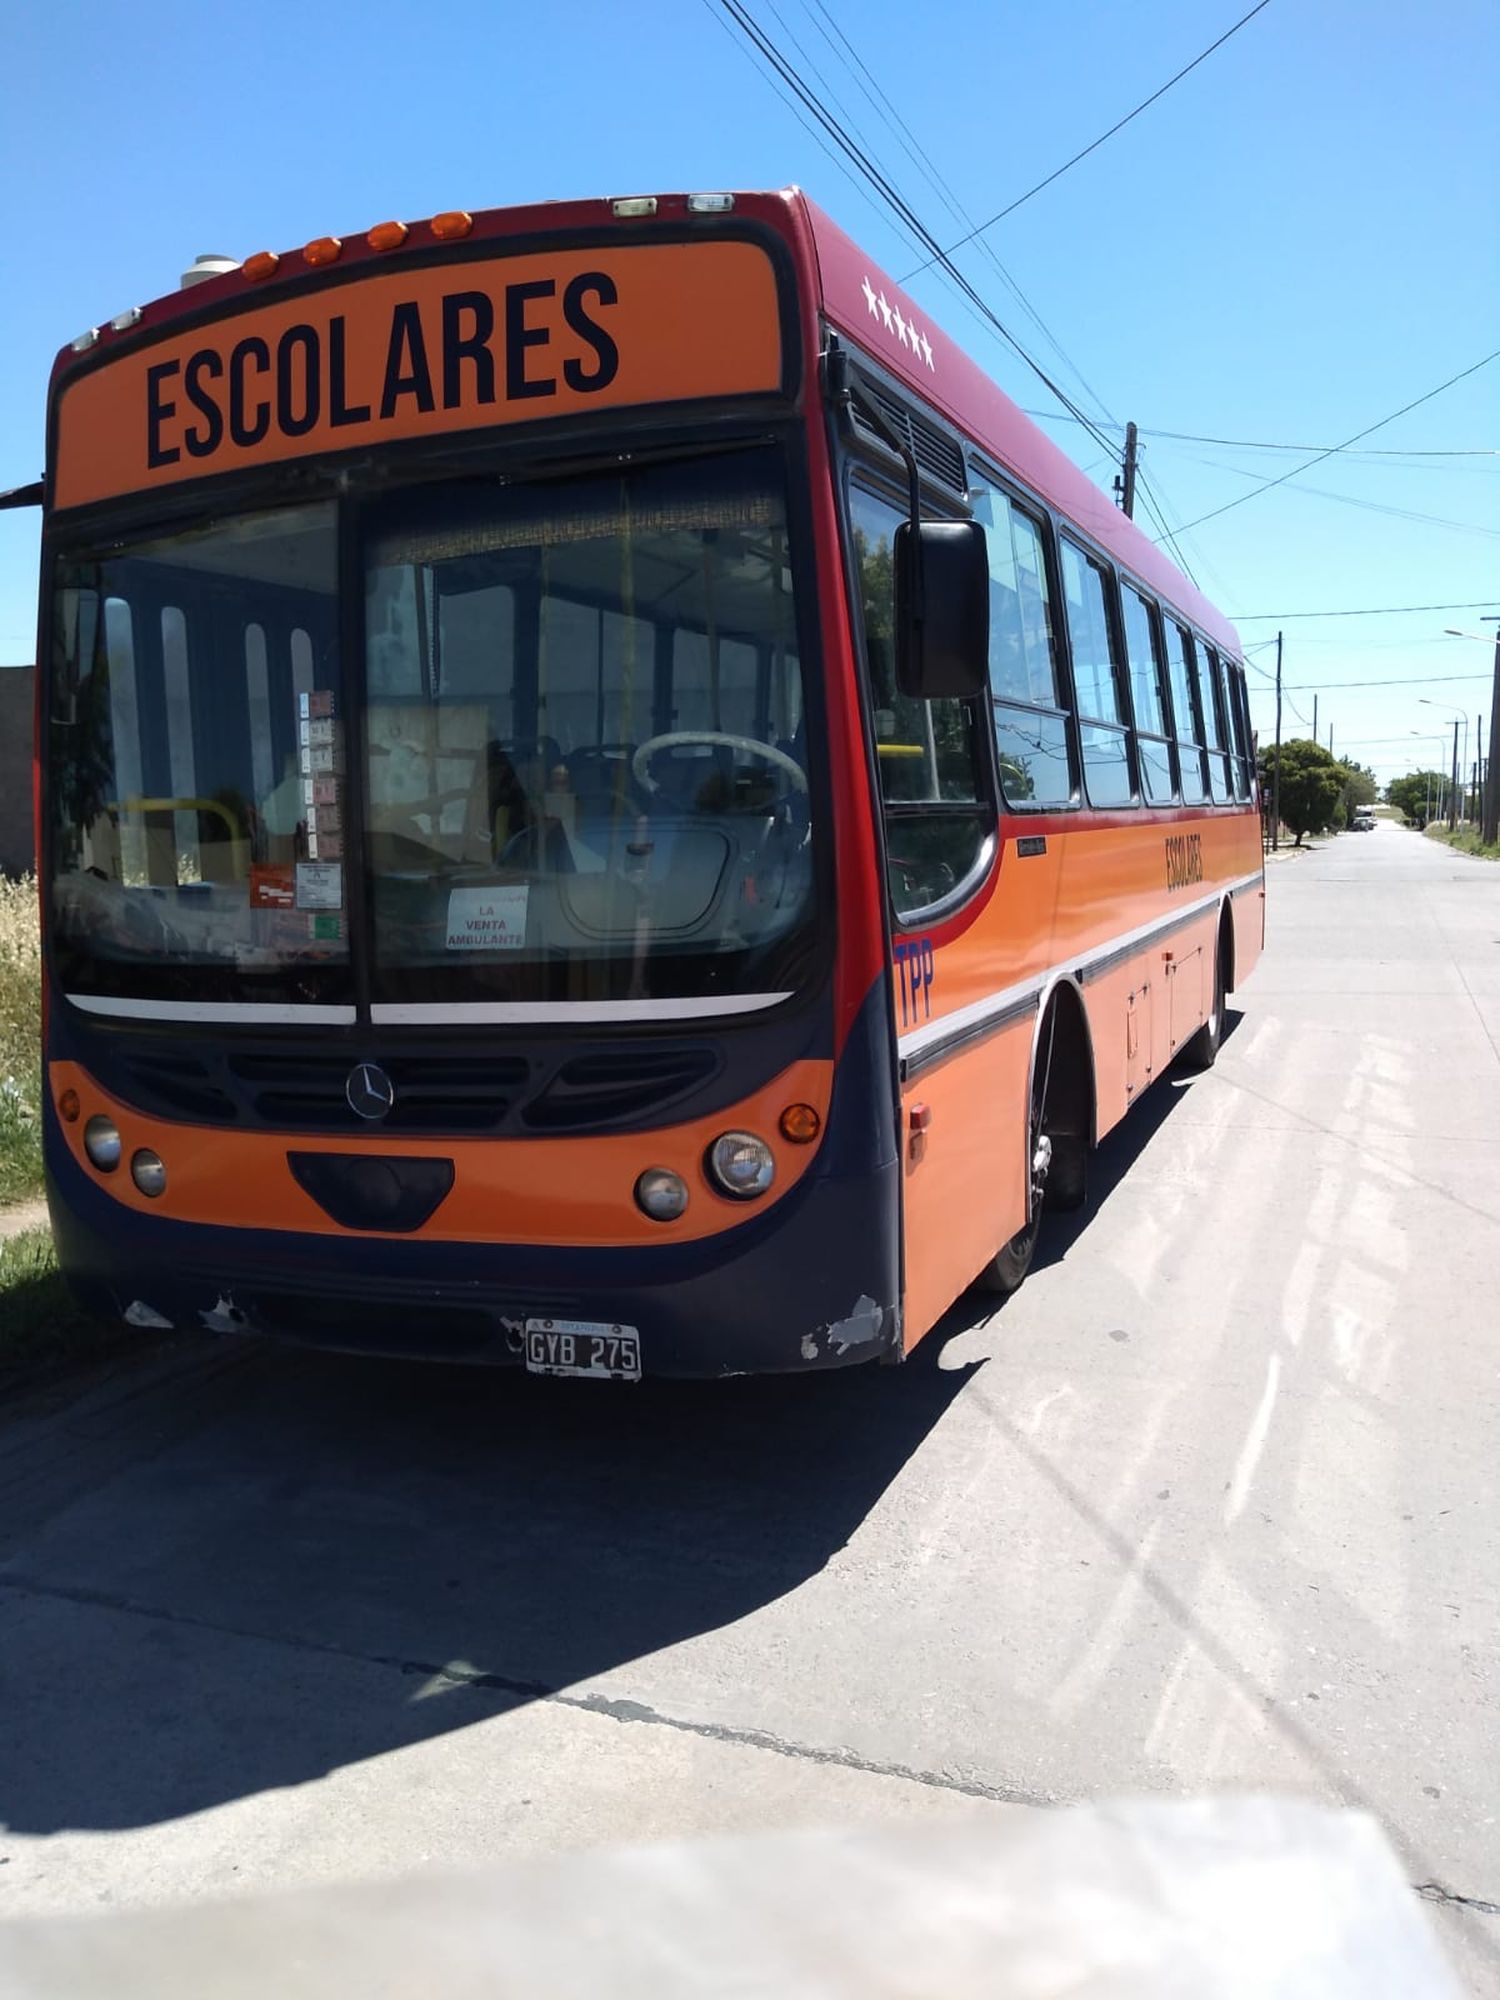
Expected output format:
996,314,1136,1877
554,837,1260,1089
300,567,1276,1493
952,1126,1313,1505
15,188,1262,1379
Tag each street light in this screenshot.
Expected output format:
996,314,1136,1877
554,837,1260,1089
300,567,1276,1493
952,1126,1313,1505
1410,731,1447,823
1419,697,1467,829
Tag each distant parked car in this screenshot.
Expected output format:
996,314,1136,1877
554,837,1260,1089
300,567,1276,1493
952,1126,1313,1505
1352,812,1376,831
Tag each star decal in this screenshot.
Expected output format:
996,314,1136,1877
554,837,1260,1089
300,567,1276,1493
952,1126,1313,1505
857,275,938,374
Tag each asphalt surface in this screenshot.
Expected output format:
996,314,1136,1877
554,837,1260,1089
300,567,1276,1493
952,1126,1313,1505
2,820,1497,1987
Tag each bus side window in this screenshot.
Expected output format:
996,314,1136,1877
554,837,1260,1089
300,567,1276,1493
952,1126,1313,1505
1120,583,1176,805
1060,540,1135,808
968,473,1072,808
849,482,992,918
1241,666,1258,795
1194,636,1233,802
1223,656,1252,800
1162,619,1208,804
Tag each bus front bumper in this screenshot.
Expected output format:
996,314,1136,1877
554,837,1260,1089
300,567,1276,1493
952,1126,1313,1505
46,1129,902,1379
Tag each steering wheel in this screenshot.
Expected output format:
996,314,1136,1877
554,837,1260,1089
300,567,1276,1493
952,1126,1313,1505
631,732,808,796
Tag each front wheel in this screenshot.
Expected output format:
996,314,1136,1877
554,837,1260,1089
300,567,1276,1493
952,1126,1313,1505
973,1127,1051,1298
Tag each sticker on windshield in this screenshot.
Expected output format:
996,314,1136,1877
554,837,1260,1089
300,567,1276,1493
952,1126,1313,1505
446,884,529,952
295,861,343,911
250,864,295,911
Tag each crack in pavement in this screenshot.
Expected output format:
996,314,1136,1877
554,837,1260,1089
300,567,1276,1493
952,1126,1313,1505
0,1571,1057,1813
4,1571,1494,1914
1414,1881,1500,1919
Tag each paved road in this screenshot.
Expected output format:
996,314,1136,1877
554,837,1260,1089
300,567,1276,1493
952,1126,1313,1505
2,823,1497,1986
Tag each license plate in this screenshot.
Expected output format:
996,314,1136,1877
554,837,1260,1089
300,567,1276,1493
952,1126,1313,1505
523,1318,641,1382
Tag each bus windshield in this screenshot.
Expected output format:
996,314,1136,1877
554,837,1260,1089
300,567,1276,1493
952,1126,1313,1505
47,445,820,1015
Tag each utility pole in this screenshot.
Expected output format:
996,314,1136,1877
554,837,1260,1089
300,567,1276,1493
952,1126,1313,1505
1485,619,1500,846
1473,712,1481,820
1120,422,1138,520
1271,630,1283,851
1312,692,1319,747
1449,716,1460,832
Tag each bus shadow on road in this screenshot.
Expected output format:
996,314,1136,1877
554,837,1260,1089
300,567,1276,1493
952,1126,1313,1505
1028,1007,1247,1281
0,1305,979,1837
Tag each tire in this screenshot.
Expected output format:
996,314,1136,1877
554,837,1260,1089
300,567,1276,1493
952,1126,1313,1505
972,1067,1052,1298
1180,927,1227,1072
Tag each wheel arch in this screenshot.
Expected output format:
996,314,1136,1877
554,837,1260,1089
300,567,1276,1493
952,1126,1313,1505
1219,895,1237,994
1026,974,1098,1211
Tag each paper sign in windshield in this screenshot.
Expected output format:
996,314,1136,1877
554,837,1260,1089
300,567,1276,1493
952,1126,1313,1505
295,861,343,911
446,884,529,952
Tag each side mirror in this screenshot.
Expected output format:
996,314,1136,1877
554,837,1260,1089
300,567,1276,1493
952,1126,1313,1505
894,519,989,700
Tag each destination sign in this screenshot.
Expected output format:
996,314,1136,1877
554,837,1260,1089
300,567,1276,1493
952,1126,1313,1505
53,240,784,510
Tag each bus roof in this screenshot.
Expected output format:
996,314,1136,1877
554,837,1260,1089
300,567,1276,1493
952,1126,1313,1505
47,186,1238,655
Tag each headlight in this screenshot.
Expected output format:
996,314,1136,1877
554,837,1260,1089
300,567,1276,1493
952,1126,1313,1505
84,1115,121,1171
131,1149,167,1198
707,1131,775,1200
635,1167,689,1221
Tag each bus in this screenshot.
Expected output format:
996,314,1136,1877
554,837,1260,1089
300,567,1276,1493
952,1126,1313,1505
13,188,1263,1380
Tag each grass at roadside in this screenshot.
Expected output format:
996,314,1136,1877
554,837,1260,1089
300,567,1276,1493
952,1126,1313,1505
0,1225,116,1384
1423,824,1500,861
0,873,44,1205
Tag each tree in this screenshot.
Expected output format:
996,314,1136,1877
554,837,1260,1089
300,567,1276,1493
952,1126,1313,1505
1335,760,1378,810
1386,770,1447,826
1257,738,1343,845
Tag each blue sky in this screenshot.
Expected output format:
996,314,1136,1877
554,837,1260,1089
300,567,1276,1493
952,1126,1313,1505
2,0,1495,782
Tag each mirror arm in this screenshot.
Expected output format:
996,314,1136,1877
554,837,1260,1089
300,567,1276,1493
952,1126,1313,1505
826,346,924,631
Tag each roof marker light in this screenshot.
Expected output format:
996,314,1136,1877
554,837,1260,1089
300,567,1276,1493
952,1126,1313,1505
109,307,143,332
430,211,473,241
302,236,342,267
687,193,735,214
70,329,100,354
367,220,408,252
611,196,658,218
242,251,280,282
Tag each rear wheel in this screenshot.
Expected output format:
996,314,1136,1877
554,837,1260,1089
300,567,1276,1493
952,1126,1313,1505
1180,924,1228,1072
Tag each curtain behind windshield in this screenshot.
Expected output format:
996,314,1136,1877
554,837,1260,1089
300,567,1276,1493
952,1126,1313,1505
48,503,349,1004
361,448,818,1006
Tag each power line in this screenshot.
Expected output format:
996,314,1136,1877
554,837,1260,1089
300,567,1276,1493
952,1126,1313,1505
1234,599,1497,621
1149,431,1496,458
1021,407,1498,459
803,0,1119,427
1154,447,1500,539
1161,347,1500,537
900,0,1274,278
715,0,1124,470
699,1,897,236
1281,673,1493,691
1131,468,1200,588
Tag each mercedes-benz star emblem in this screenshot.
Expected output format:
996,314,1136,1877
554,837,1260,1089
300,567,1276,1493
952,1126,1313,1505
346,1062,395,1121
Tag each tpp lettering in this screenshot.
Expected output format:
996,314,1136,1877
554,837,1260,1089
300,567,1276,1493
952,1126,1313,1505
892,936,936,1027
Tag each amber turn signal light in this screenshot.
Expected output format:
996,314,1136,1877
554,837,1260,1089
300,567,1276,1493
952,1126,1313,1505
778,1103,821,1144
430,211,473,241
242,250,280,282
367,220,408,252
